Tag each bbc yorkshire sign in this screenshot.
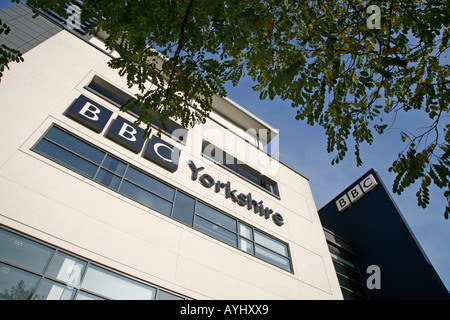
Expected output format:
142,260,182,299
65,94,285,226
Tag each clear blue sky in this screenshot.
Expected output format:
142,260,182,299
1,0,449,292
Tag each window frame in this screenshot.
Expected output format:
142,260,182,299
201,141,281,199
0,226,189,300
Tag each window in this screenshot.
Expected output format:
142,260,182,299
33,126,175,217
172,192,196,226
324,229,369,300
0,227,188,300
202,141,280,197
193,202,292,272
32,126,293,272
85,75,188,144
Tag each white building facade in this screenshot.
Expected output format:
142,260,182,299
0,3,342,300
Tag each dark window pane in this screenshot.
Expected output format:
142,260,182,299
172,192,195,226
194,216,237,247
0,263,40,300
34,139,99,179
0,229,54,273
95,168,122,190
44,126,105,164
195,202,236,232
119,180,172,216
124,166,175,201
87,81,128,106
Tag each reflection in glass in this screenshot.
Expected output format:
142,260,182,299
95,168,122,190
44,126,105,164
238,237,254,255
81,265,156,300
101,155,127,176
254,230,288,257
124,166,175,200
156,289,184,300
75,291,106,300
194,216,237,247
172,192,195,226
32,279,75,300
119,180,173,215
0,263,40,300
0,229,54,273
46,252,87,287
34,139,99,178
255,245,291,271
196,202,236,232
238,223,253,240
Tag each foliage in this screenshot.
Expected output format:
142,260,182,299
0,17,24,81
13,0,450,218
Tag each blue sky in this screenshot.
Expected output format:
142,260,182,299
1,0,449,292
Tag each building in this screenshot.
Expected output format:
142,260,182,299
0,3,343,300
319,169,450,300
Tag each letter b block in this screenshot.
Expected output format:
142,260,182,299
107,116,145,153
66,95,112,133
336,194,351,212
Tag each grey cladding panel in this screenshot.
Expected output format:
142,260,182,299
0,4,62,54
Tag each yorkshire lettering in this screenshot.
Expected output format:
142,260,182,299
65,95,179,171
336,174,378,212
188,160,284,226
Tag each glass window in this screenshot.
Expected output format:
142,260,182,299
254,230,289,257
44,126,105,165
238,237,254,255
81,265,156,300
202,141,280,197
94,169,122,190
87,81,128,106
124,166,175,201
101,155,127,176
238,223,253,240
194,216,237,247
156,289,184,300
255,245,291,271
119,180,173,216
32,279,76,300
0,229,54,274
46,252,87,287
195,202,236,232
0,263,41,300
34,139,100,179
171,192,195,226
31,126,292,274
75,291,106,300
0,228,189,300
